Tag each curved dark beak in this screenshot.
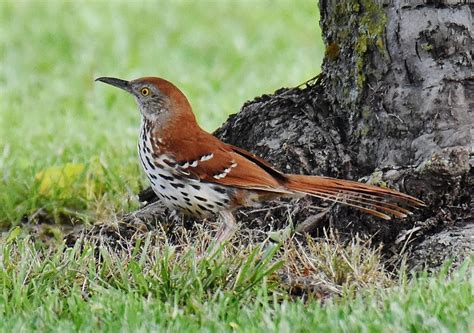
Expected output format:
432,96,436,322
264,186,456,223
95,77,132,93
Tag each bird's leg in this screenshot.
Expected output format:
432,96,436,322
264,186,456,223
202,211,237,258
214,211,238,246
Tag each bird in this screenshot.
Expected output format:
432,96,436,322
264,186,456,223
96,76,425,244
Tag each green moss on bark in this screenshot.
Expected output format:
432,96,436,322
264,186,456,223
324,0,388,94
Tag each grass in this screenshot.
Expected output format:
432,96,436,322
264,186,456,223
1,228,473,332
1,1,472,332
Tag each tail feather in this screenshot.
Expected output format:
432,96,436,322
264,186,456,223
286,175,425,220
313,187,413,216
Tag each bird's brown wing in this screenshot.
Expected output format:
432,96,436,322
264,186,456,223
161,133,291,194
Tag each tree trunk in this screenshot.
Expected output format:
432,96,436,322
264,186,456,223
122,1,473,271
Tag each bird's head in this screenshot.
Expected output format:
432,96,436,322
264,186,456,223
96,76,194,125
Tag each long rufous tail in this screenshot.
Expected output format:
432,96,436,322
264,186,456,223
286,175,425,220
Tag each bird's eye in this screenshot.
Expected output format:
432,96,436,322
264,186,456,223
140,88,149,96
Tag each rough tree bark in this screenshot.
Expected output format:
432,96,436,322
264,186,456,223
119,0,473,271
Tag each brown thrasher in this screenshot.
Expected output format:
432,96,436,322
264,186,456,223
96,76,424,243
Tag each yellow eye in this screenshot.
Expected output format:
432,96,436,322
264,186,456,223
140,88,149,96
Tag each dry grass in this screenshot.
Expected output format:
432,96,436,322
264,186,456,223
279,231,394,299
